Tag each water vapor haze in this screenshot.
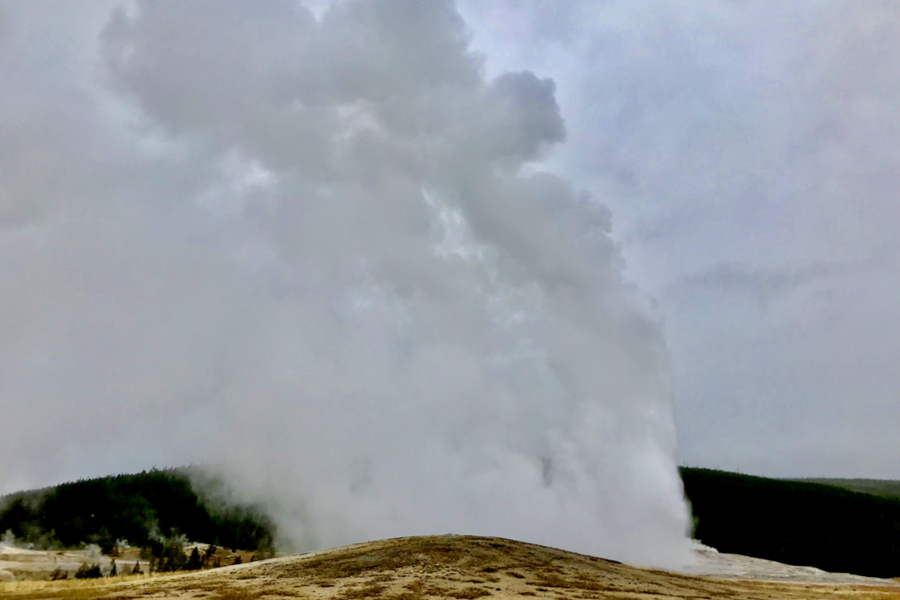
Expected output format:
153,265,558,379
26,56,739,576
0,0,690,566
459,0,900,479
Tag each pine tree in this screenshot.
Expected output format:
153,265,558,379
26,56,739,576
74,563,103,579
187,547,202,570
203,544,217,566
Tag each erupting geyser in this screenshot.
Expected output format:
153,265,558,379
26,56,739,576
0,0,691,567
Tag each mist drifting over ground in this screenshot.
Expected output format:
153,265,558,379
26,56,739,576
0,1,690,566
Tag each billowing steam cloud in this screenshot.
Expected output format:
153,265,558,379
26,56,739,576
0,1,690,566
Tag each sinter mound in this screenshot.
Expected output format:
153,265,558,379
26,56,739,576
2,535,899,600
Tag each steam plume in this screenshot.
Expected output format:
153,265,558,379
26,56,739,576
0,0,690,566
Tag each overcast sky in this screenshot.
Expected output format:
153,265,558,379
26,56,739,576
459,0,900,479
1,0,898,561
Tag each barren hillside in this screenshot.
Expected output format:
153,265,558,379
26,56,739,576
2,535,899,600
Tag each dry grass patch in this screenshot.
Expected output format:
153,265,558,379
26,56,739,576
337,583,387,598
5,536,900,600
445,586,492,598
209,589,262,600
0,573,165,600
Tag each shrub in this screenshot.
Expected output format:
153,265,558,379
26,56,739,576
187,546,203,570
74,563,103,579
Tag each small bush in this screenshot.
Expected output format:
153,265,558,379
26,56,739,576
187,547,203,570
74,563,103,579
50,567,68,580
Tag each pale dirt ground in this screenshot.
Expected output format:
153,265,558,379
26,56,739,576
683,543,899,585
1,535,899,600
0,544,257,583
0,544,147,581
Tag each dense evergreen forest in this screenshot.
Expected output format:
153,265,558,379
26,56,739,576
681,467,900,578
793,477,900,500
0,468,275,554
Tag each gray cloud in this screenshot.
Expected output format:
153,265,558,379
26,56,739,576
459,0,900,479
0,0,690,568
666,261,839,309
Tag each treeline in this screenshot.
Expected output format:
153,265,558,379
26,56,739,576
66,544,251,580
793,478,900,500
681,467,900,578
0,468,275,554
144,540,229,572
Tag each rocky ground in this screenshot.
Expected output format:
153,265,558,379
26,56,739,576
684,542,899,585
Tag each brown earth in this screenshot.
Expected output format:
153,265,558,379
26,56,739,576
0,543,258,583
2,534,899,600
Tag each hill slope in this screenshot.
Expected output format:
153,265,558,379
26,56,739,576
5,467,900,579
3,535,899,600
795,478,900,500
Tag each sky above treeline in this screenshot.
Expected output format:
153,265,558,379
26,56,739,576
458,0,900,479
0,0,898,554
